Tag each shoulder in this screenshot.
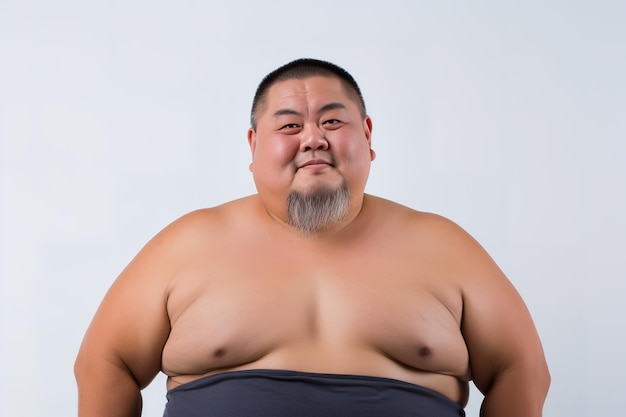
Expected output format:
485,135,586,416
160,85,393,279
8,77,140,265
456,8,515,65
169,195,255,228
113,196,257,279
365,195,476,243
155,195,257,243
365,195,498,279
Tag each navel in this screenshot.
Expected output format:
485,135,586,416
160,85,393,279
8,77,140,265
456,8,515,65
214,348,227,358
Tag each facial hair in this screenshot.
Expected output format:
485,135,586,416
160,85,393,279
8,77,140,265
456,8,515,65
286,181,350,235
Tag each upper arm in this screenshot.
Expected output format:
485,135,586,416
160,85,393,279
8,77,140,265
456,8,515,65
76,212,203,388
77,246,170,388
462,261,546,391
424,215,549,397
452,231,550,404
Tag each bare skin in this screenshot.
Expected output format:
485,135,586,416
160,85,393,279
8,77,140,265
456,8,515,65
75,75,550,416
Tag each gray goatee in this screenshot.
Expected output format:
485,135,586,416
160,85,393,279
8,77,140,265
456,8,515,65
286,182,350,235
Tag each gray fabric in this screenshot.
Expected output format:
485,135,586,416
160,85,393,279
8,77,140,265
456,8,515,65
163,369,465,417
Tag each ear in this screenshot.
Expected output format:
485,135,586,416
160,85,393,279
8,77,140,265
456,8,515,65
363,116,376,161
247,128,256,172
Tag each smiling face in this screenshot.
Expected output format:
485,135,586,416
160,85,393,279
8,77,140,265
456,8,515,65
248,75,375,231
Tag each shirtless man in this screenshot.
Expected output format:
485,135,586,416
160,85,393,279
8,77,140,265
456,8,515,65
74,58,550,416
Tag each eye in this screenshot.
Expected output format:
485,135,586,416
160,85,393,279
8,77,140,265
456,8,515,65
323,119,344,129
279,123,301,132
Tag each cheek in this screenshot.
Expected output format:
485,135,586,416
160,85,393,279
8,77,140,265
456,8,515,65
341,140,371,167
337,142,373,185
254,137,298,167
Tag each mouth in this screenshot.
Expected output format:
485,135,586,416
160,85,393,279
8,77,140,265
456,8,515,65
298,159,333,170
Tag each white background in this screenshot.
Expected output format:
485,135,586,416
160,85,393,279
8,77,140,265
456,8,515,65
1,1,625,416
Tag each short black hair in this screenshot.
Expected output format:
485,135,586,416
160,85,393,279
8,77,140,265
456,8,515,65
250,58,367,130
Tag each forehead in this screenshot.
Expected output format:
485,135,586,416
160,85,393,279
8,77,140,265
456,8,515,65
263,76,357,113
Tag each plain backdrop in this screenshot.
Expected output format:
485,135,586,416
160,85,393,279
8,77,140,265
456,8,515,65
1,1,625,416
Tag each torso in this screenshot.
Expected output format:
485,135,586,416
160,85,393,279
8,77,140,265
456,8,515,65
160,195,471,405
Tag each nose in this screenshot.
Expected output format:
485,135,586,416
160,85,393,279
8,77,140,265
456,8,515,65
300,125,329,152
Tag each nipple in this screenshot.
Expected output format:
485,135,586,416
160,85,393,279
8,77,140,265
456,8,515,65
418,346,432,357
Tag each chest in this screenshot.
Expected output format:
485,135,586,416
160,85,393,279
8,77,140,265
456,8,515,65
162,245,465,373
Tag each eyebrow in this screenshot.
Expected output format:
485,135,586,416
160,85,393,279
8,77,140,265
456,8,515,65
272,102,348,118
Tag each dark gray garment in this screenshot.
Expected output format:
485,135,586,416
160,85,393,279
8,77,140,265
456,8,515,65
163,369,465,417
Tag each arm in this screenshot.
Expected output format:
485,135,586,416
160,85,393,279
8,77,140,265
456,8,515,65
74,226,179,417
459,241,550,416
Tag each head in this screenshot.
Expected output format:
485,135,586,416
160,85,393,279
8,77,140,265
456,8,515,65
248,59,375,235
250,58,367,131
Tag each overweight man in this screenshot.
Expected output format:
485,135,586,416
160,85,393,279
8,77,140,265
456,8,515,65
75,58,550,417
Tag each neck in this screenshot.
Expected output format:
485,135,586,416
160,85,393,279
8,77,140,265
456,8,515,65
260,193,367,240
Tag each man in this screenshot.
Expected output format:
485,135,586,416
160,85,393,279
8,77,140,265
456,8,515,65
75,58,550,416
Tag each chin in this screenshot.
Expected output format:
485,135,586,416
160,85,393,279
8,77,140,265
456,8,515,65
294,178,345,196
286,180,351,234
